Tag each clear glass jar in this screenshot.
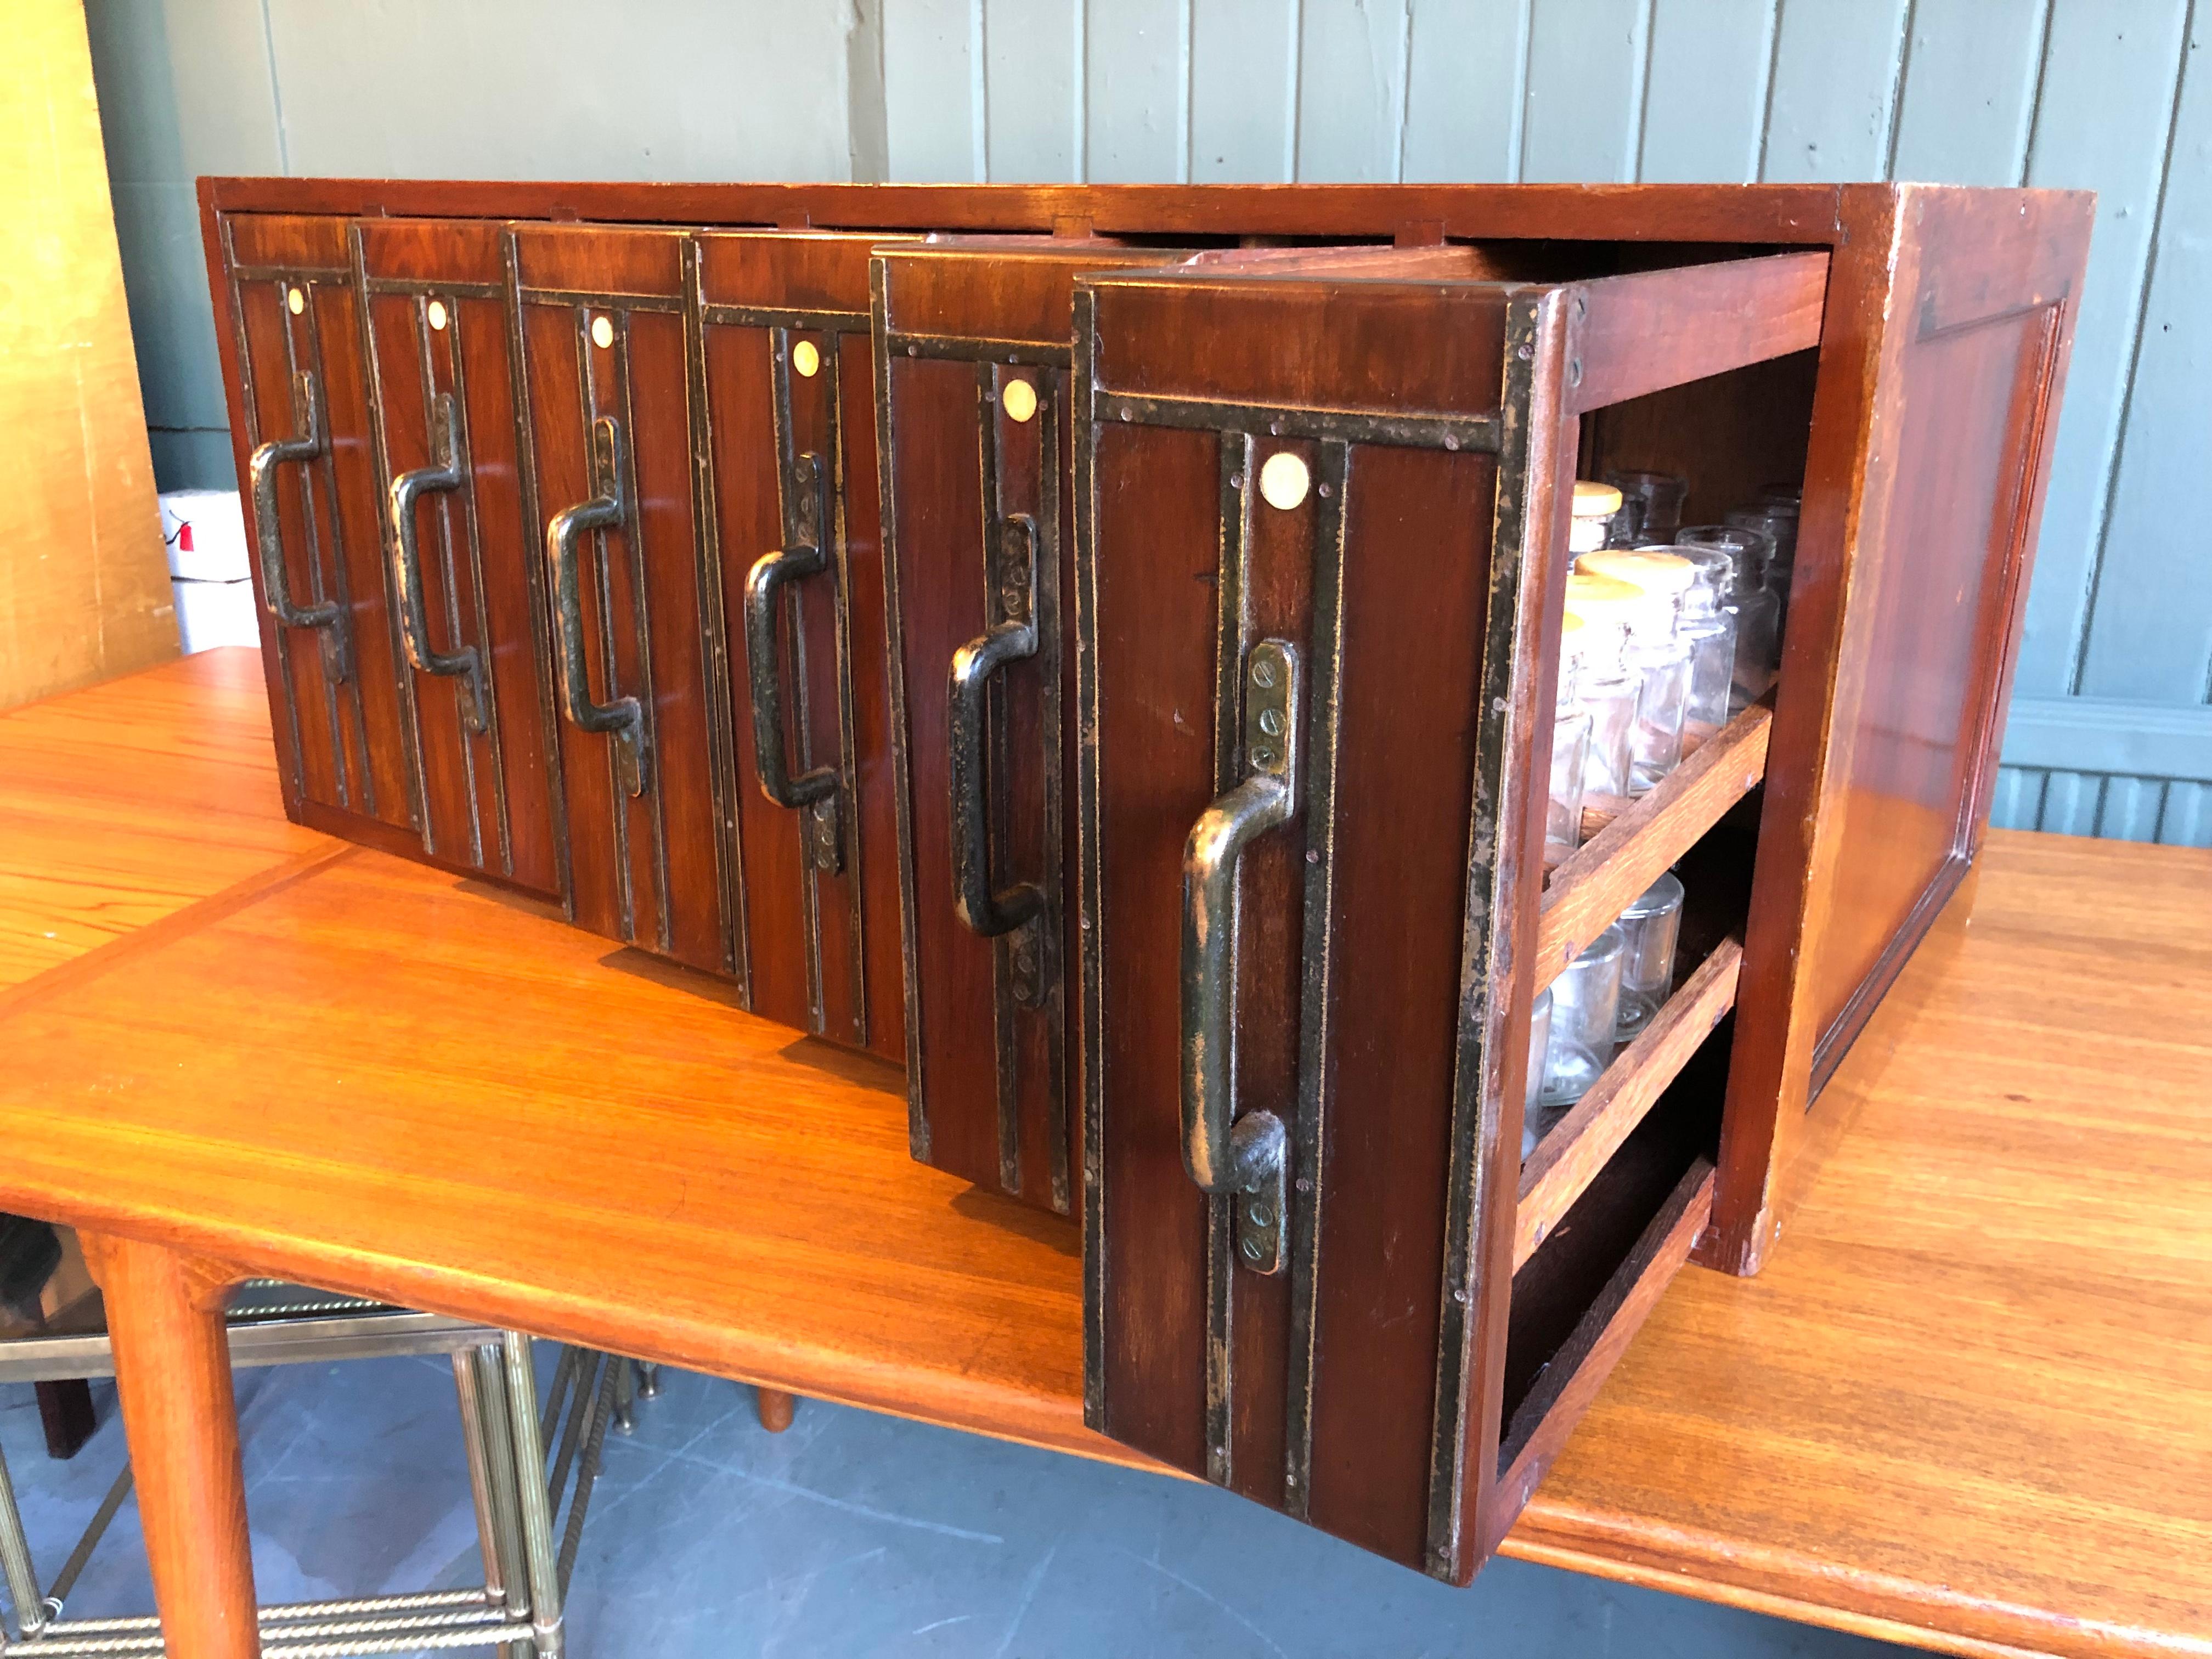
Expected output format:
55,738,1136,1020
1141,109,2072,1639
1546,616,1592,868
1570,481,1623,554
1576,550,1695,795
1605,469,1689,544
1523,985,1554,1160
1680,524,1780,711
1612,871,1684,1045
1727,499,1799,611
1539,924,1625,1113
1668,544,1743,746
1564,573,1641,808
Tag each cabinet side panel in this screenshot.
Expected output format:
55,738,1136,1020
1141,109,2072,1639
1805,190,2091,1086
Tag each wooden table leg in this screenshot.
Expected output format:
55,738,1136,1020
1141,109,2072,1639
754,1386,795,1433
81,1233,257,1659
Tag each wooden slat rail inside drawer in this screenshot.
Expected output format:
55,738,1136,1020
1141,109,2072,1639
1534,700,1771,996
1515,939,1742,1270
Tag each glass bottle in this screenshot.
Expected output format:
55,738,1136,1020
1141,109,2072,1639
1545,614,1592,868
1669,550,1737,754
1605,468,1689,544
1570,481,1623,554
1679,524,1780,711
1523,986,1554,1160
1539,924,1625,1114
1563,572,1642,810
1612,871,1684,1045
1727,497,1800,612
1576,550,1695,794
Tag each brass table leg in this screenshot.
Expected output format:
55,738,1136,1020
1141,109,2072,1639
82,1233,257,1659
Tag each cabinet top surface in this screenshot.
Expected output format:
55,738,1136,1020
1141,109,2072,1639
199,178,2095,247
0,650,2202,1657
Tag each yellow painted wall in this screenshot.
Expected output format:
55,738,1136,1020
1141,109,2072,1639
0,0,176,709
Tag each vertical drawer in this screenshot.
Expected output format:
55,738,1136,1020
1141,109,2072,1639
221,212,415,839
355,217,565,900
873,239,1197,1213
1074,249,1825,1580
510,224,725,973
695,230,915,1064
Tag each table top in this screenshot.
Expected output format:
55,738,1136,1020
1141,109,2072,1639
3,650,2206,1659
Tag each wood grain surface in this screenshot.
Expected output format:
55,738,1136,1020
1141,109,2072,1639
0,650,330,989
1,656,2204,1658
78,1234,261,1659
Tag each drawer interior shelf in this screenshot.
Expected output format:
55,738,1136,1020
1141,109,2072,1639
1535,699,1771,996
1497,1135,1717,1521
1516,938,1741,1269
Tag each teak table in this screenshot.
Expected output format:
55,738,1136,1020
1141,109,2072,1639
2,650,2205,1659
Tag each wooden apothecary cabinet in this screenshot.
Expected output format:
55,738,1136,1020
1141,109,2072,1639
201,179,2091,1583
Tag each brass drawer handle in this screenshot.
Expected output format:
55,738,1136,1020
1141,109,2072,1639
1181,639,1301,1274
947,512,1045,939
386,392,486,732
249,369,350,681
545,415,647,797
742,451,843,873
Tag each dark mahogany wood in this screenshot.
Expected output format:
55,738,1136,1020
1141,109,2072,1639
873,240,1193,1214
696,230,913,1063
1080,259,1515,1571
354,217,565,899
509,223,726,974
220,212,416,844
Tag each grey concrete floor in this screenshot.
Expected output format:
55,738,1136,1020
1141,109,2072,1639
2,1356,1919,1658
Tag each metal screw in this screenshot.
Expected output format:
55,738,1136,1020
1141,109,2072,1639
1239,1237,1263,1262
1517,341,1533,360
1317,481,1333,498
1248,1203,1274,1228
1306,849,1318,865
1251,746,1277,768
1258,708,1284,737
1443,433,1459,452
1568,357,1583,387
1250,656,1278,689
1229,472,1244,489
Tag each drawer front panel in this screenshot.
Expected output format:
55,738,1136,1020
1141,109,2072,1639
1080,266,1530,1574
876,242,1195,1213
223,212,415,837
698,231,911,1063
356,218,564,899
512,225,725,973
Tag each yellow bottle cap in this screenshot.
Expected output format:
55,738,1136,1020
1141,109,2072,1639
1564,571,1644,619
1572,481,1624,518
1575,548,1697,595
